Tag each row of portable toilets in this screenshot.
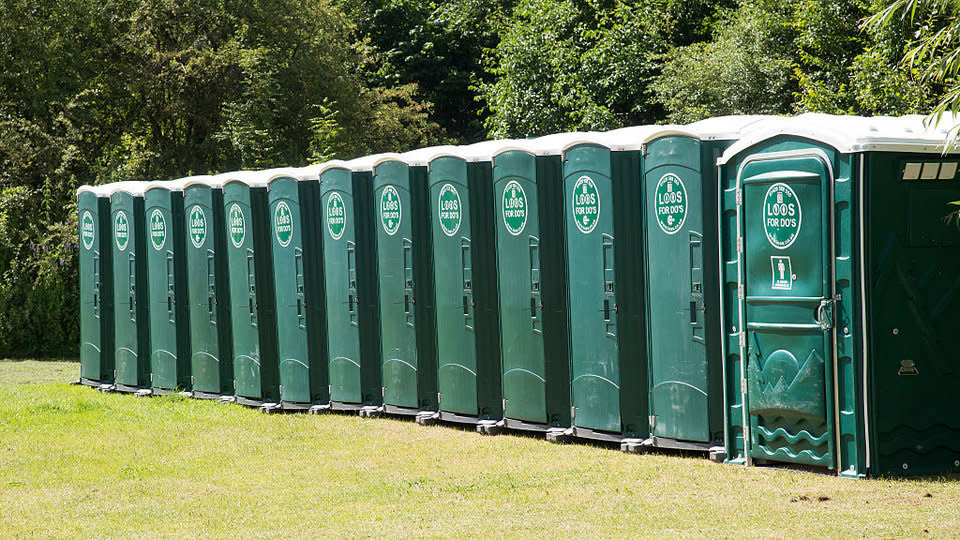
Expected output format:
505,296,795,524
77,114,960,478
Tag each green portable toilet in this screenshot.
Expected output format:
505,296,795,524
309,159,384,411
415,142,507,427
221,170,281,409
266,167,330,410
491,134,575,435
560,127,679,444
77,184,116,389
371,147,456,418
109,182,152,394
718,113,960,477
183,176,234,400
638,116,769,452
143,177,197,394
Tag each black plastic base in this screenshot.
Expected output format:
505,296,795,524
329,401,364,412
439,410,491,426
114,383,145,394
383,404,426,417
150,387,177,396
644,436,717,452
572,426,630,443
280,401,318,411
236,396,266,408
79,377,105,388
192,391,224,400
503,417,555,433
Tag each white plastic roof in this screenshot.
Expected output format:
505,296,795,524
490,132,593,157
217,169,270,188
104,181,149,197
310,160,351,177
183,175,227,189
398,145,461,166
347,152,400,172
642,115,775,143
718,113,960,164
144,175,214,192
77,184,112,197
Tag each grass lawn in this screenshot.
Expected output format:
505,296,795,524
1,360,958,538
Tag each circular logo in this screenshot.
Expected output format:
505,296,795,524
438,183,462,237
326,192,346,240
654,173,687,234
379,185,402,236
149,209,166,251
189,206,207,249
228,204,245,248
80,211,95,250
274,201,293,248
572,175,600,234
114,211,129,251
762,183,802,249
502,180,528,236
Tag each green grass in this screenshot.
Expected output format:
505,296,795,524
1,360,958,538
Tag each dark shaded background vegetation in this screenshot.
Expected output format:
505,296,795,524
0,0,949,357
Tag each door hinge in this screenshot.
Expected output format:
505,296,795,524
649,415,657,429
571,406,576,419
738,283,744,300
437,392,442,403
738,332,746,349
736,237,744,253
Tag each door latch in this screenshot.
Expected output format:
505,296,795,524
816,299,834,331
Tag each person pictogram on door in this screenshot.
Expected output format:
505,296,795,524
771,256,793,290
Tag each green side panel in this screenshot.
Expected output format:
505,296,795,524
373,162,437,411
320,168,364,404
865,152,960,476
184,185,233,395
643,136,724,443
224,183,280,403
740,153,836,469
111,192,151,389
429,156,504,418
268,177,328,406
564,145,621,433
493,151,570,427
145,189,191,391
352,171,384,405
78,193,114,384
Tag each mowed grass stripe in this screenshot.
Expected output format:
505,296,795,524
1,360,957,538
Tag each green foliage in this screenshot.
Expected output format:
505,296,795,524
481,0,675,137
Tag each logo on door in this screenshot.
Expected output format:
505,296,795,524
763,183,802,249
228,204,245,248
502,180,527,236
81,211,95,250
114,211,129,251
572,175,599,234
380,185,402,236
326,192,346,240
189,206,207,249
150,209,166,251
274,201,293,247
438,183,462,237
654,173,687,234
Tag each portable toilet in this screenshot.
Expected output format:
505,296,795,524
109,181,152,393
311,158,383,411
371,147,456,418
266,167,330,410
77,184,115,388
221,170,281,409
491,134,575,435
718,113,960,477
183,176,234,399
560,127,679,444
143,177,197,394
638,116,770,452
415,142,506,427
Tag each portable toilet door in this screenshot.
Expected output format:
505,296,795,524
372,148,454,417
718,113,960,477
267,167,329,410
183,176,234,399
315,159,382,410
561,127,679,444
77,185,115,388
222,171,281,408
492,134,572,434
144,178,195,394
426,142,507,426
109,182,152,393
640,116,770,452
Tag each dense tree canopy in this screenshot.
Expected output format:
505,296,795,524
0,0,953,356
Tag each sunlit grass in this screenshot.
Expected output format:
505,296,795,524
1,360,958,538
